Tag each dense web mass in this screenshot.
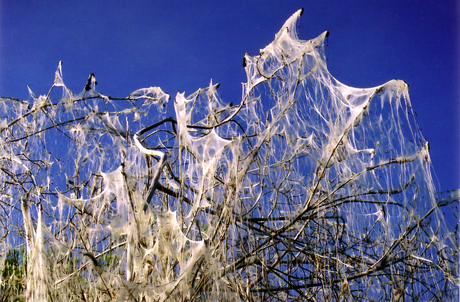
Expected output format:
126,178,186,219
0,8,458,301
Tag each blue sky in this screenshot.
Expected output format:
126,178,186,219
0,0,458,191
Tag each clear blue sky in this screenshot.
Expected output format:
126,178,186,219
0,0,458,191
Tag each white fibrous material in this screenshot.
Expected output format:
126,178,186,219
0,8,458,301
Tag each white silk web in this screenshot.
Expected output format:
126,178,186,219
0,8,458,301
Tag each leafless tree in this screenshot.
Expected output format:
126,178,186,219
0,9,458,301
